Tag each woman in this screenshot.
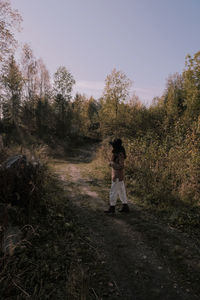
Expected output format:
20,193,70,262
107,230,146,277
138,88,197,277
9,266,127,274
104,138,130,214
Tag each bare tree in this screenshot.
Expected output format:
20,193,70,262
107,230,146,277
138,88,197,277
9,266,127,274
37,58,51,100
0,0,22,65
20,44,38,101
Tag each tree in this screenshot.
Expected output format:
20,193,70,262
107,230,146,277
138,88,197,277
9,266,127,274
72,95,100,137
0,0,22,125
53,66,75,137
0,0,22,65
2,55,23,126
37,58,51,100
71,93,85,135
21,44,38,101
35,97,52,138
103,68,132,117
100,68,132,136
164,73,185,118
53,66,75,101
87,97,100,132
183,51,200,120
19,44,40,133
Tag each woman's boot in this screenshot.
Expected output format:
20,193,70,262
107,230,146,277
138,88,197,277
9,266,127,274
119,204,130,213
104,206,115,214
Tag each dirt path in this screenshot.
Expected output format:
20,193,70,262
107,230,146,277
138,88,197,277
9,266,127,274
51,150,200,300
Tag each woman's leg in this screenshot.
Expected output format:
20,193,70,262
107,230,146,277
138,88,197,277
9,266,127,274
109,179,119,206
118,181,128,204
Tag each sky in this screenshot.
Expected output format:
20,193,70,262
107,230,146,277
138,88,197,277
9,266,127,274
10,0,200,105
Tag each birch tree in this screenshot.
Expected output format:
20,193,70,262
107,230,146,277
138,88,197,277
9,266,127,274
0,0,22,65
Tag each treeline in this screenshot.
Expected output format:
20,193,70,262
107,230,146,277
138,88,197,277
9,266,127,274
0,49,101,144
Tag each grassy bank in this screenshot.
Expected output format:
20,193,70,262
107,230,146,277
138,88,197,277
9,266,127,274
0,146,111,299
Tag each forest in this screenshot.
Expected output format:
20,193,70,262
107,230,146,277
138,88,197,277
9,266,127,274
0,1,200,299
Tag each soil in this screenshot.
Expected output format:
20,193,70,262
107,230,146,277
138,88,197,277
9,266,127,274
51,146,200,300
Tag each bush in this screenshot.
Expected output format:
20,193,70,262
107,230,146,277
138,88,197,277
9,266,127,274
125,123,200,208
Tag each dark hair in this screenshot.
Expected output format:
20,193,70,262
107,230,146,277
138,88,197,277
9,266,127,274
111,139,127,159
109,138,122,147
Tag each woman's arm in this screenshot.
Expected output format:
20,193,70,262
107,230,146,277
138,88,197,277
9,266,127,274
110,153,124,170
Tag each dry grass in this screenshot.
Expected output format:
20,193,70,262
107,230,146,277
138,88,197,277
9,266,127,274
0,145,113,299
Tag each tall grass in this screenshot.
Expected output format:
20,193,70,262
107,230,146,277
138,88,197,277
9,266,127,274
125,124,200,207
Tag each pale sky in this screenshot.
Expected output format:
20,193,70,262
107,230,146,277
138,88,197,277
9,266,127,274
11,0,200,105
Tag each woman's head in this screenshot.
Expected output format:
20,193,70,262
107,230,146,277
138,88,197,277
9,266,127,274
109,138,122,149
109,138,126,158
